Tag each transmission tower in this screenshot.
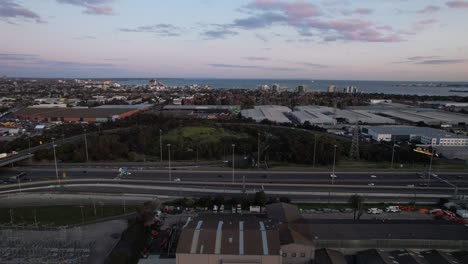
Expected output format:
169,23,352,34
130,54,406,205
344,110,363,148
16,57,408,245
349,123,360,160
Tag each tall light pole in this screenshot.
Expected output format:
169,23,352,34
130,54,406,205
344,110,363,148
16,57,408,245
52,137,60,185
232,144,235,183
167,144,171,181
331,145,337,185
390,143,396,169
313,134,317,167
84,128,89,163
257,133,260,169
159,129,163,162
427,150,434,187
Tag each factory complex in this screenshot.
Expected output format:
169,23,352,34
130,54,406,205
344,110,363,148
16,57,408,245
12,104,152,123
176,203,468,264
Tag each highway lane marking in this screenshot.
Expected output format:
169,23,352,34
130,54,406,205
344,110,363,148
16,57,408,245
0,178,465,191
0,183,453,198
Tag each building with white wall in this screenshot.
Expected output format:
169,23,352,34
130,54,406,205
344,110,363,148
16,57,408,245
364,126,468,146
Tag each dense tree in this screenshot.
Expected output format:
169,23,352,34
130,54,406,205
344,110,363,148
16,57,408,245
348,194,365,220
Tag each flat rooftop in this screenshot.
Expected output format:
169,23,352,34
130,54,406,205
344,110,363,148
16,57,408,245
14,107,139,118
367,126,468,139
163,105,240,110
177,214,280,256
288,219,468,241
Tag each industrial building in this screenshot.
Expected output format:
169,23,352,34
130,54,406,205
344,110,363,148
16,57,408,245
176,214,281,264
241,105,292,123
162,105,240,119
176,203,468,264
12,105,148,123
290,109,337,125
363,126,468,146
293,106,395,124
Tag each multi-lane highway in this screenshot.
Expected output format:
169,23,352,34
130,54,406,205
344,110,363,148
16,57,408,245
6,165,468,188
1,164,467,203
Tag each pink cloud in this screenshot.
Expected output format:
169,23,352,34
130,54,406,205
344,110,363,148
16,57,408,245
446,1,468,8
417,6,441,13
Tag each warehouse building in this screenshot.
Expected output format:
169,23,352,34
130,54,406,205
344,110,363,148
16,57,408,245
241,105,292,123
176,214,281,264
293,106,395,124
381,110,468,126
363,126,468,146
162,105,240,119
289,110,337,125
176,204,468,264
13,106,145,123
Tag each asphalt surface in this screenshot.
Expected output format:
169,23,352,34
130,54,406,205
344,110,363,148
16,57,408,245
3,166,467,188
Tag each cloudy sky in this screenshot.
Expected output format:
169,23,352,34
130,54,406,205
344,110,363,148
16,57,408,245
0,0,468,81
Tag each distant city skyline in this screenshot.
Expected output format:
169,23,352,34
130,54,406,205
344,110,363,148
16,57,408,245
0,0,468,81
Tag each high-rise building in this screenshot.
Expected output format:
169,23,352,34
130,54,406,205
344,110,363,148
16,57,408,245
327,85,337,93
297,85,307,93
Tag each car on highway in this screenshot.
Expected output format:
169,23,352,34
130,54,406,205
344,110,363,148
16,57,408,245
406,184,415,187
173,178,181,182
457,175,463,179
367,208,383,214
370,175,377,178
368,183,375,186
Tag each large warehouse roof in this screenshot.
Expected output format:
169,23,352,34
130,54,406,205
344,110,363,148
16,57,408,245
290,110,336,125
14,107,138,118
241,105,291,123
381,110,468,125
367,126,468,139
177,214,280,256
163,105,240,111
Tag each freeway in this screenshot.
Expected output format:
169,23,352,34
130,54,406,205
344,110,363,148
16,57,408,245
4,166,468,188
0,178,464,204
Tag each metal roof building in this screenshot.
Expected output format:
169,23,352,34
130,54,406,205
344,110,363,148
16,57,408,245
176,214,281,264
241,105,292,123
381,110,468,125
289,110,337,125
293,106,395,124
163,105,240,111
364,126,468,146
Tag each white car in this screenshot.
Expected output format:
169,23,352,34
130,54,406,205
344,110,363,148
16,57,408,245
370,175,377,178
367,208,383,214
173,178,181,182
368,183,375,186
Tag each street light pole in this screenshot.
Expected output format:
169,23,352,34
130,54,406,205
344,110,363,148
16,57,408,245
52,138,60,185
391,143,396,169
232,144,235,183
84,128,89,163
427,151,434,187
331,145,337,185
313,134,317,168
159,129,163,162
167,144,171,181
257,133,260,169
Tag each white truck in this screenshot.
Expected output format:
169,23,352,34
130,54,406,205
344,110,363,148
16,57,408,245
249,206,261,213
385,206,401,213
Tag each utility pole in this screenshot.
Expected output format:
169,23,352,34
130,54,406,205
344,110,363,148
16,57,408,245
167,144,172,181
52,138,60,185
331,145,337,185
84,128,89,163
159,129,163,162
391,143,396,169
232,144,235,183
257,133,260,169
313,134,317,167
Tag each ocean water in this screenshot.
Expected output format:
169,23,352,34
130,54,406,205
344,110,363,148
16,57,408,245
116,78,468,97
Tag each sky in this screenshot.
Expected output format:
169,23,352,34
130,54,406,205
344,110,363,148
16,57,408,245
0,0,468,81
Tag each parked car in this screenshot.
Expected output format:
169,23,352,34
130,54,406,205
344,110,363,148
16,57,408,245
367,208,383,214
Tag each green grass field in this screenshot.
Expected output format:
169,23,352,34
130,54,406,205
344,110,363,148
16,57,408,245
0,205,137,226
163,126,249,145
